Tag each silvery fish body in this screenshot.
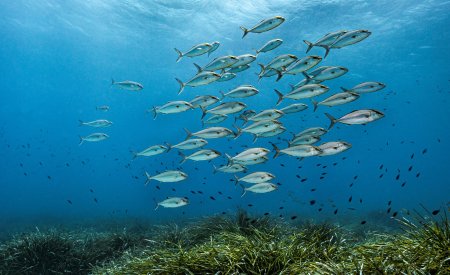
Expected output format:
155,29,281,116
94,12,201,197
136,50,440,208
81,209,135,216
79,133,109,145
231,54,257,67
262,54,297,72
313,92,360,111
242,183,278,196
282,56,322,76
256,38,283,54
275,84,329,105
176,71,221,94
229,147,270,162
289,135,321,146
189,95,220,108
152,101,193,119
325,109,384,129
234,156,269,165
182,149,221,163
195,55,238,72
291,77,322,90
155,197,189,210
331,30,371,48
306,66,348,81
79,119,112,128
240,16,285,38
253,126,286,143
341,82,385,94
96,105,110,112
236,172,275,184
280,103,308,114
174,43,212,62
111,79,143,91
227,64,251,73
236,110,257,122
203,114,228,125
207,41,220,56
221,85,258,98
170,139,208,150
185,127,235,139
214,163,247,174
303,30,348,53
249,109,284,122
273,144,322,158
240,120,282,134
145,170,187,184
202,102,246,117
134,145,168,158
217,72,236,82
295,127,328,138
318,141,352,156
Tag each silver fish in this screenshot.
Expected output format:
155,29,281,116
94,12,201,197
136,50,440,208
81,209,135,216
234,156,269,165
175,71,221,94
325,109,385,129
155,197,189,210
318,141,352,156
277,56,322,81
174,43,212,62
145,170,187,184
189,95,220,108
79,119,112,128
231,54,257,67
180,149,221,164
194,55,239,72
111,79,143,91
213,163,247,174
241,182,278,197
289,135,321,146
237,120,282,136
235,110,256,122
227,147,270,162
295,127,328,138
280,103,308,114
234,172,275,184
96,105,110,112
79,133,108,145
275,84,329,105
221,85,259,99
134,145,168,159
207,41,220,56
303,30,348,57
185,127,235,139
341,82,386,94
202,114,228,126
330,30,371,49
256,38,283,54
249,109,284,122
240,16,285,38
303,66,348,82
272,143,322,158
217,72,236,82
201,102,246,118
252,126,286,143
259,54,297,75
152,101,194,119
167,139,208,150
227,64,251,73
312,92,360,111
257,67,280,81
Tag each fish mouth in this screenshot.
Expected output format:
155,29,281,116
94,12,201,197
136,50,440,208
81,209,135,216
373,110,385,117
338,67,349,72
275,16,285,21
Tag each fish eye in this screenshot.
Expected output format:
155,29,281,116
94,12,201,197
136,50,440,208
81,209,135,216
203,76,208,79
352,35,356,38
370,85,374,88
304,62,308,65
176,105,180,108
216,131,220,134
331,71,335,74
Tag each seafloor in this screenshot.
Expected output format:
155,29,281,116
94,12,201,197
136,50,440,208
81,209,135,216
0,209,448,274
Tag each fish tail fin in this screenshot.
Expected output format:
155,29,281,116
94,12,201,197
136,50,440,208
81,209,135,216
219,91,225,101
174,48,183,62
78,120,84,126
131,151,138,160
252,134,258,143
289,84,295,91
178,151,186,164
165,142,172,152
225,153,233,166
325,113,337,129
233,124,242,139
275,70,283,82
111,78,115,86
239,184,246,197
175,78,185,95
270,142,280,159
240,26,249,38
184,128,192,140
302,72,312,84
213,164,218,174
274,89,284,106
154,203,160,211
193,63,202,74
258,63,265,76
233,175,239,185
340,86,349,92
311,99,318,112
78,136,84,146
303,40,314,53
152,106,158,120
200,106,207,119
144,172,152,186
322,45,330,58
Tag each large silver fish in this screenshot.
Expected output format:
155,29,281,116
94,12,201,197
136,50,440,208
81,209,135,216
289,135,321,146
189,95,220,108
151,101,194,119
180,149,221,164
167,139,208,150
79,119,112,128
259,54,297,75
256,38,283,55
277,56,322,81
133,144,169,159
221,85,259,99
311,92,360,111
194,55,239,72
252,126,286,143
202,114,228,126
175,71,221,94
272,143,322,158
280,103,308,114
155,197,189,210
318,141,352,156
145,170,187,184
201,102,246,118
174,43,212,62
234,156,269,166
236,120,282,136
111,79,143,91
231,54,257,67
234,171,275,184
227,64,251,74
303,66,348,82
213,163,247,174
248,109,284,122
217,72,236,82
207,41,220,56
227,147,270,162
274,84,329,105
330,30,371,49
325,109,384,129
303,30,347,56
341,82,386,94
240,16,285,38
184,127,235,139
295,127,328,138
79,133,109,145
241,183,278,197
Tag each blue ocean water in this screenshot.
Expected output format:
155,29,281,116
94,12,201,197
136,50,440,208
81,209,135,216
0,0,449,233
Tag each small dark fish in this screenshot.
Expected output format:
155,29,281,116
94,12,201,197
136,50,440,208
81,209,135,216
89,189,94,193
354,175,358,180
388,200,392,206
280,163,285,167
227,196,232,199
209,196,216,200
156,186,160,190
318,208,322,212
94,198,98,203
195,167,199,170
392,211,398,217
301,178,307,182
310,188,316,192
316,163,321,167
379,164,383,170
408,166,413,172
401,182,406,187
387,207,391,214
66,163,70,167
422,148,427,154
348,196,352,203
322,165,327,169
291,215,297,220
47,176,52,180
320,176,325,180
432,209,440,215
67,200,72,205
276,182,282,186
361,220,367,225
410,153,414,159
360,198,363,203
172,188,176,192
198,191,204,194
333,162,337,166
279,214,283,217
222,211,226,215
349,183,354,187
396,174,400,180
248,204,253,207
416,172,420,178
218,191,223,195
264,212,270,216
334,209,338,215
191,191,196,194
348,207,356,210
279,206,284,210
379,174,383,178
24,172,27,176
296,175,300,179
310,200,316,205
